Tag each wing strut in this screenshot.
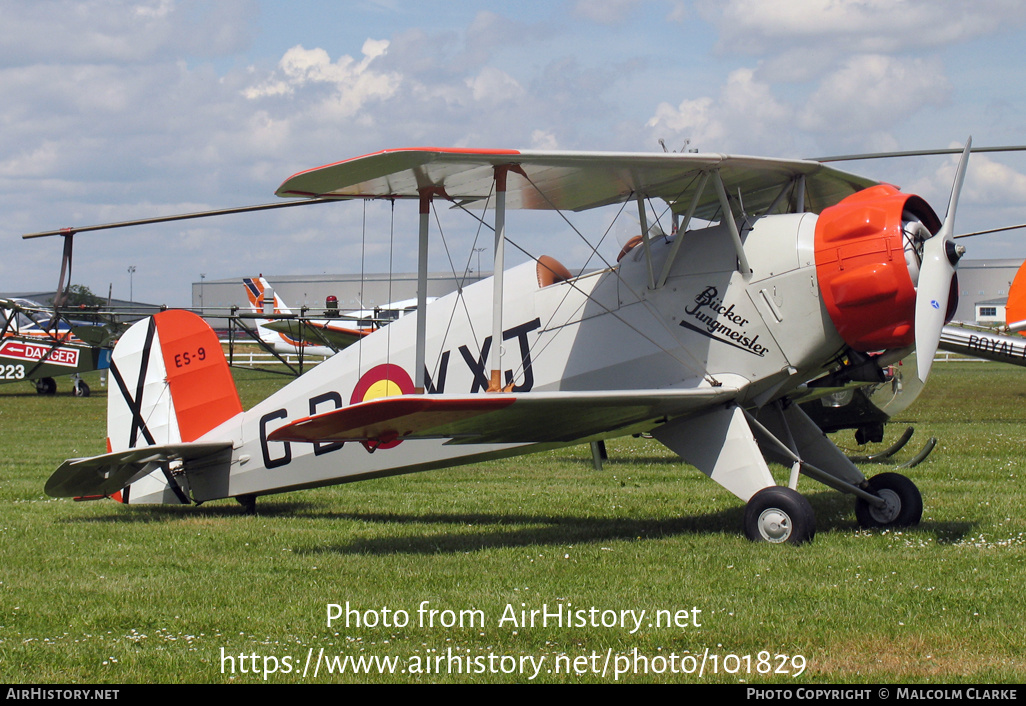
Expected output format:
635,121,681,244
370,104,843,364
415,189,432,392
488,166,509,391
415,184,454,392
713,171,752,277
655,171,710,289
51,233,74,319
636,194,656,290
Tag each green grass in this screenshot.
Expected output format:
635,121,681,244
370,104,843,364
0,364,1024,683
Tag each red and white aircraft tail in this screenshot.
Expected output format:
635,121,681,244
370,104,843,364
46,310,241,504
242,276,290,317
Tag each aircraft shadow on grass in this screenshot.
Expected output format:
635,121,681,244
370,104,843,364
60,490,974,553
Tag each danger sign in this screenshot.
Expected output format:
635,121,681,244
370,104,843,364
0,339,80,368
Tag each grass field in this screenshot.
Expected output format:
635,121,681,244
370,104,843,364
1,363,1023,683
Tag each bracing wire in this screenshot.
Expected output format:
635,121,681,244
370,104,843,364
450,188,719,387
513,172,723,385
429,193,489,381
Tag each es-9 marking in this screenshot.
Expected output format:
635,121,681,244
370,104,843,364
173,347,207,368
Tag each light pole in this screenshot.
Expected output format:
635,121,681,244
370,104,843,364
127,265,136,302
200,273,206,310
473,247,486,280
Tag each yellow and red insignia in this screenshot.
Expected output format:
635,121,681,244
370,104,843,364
350,364,415,449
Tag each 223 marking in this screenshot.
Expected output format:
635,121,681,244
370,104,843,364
173,347,207,368
2,364,26,380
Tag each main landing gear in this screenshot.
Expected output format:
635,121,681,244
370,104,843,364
652,402,925,545
32,376,91,396
741,471,922,545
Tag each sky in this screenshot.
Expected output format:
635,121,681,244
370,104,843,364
3,0,1026,307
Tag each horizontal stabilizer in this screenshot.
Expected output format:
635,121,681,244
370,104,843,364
45,442,233,499
269,387,740,446
262,319,368,350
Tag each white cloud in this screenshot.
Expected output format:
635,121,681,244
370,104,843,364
694,0,1026,89
466,67,525,105
910,151,1026,207
646,69,791,153
966,156,1026,205
245,41,400,116
530,130,559,150
572,0,644,25
647,97,722,145
799,55,950,134
0,0,257,64
700,0,1026,55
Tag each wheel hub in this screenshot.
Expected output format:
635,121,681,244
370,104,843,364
757,508,793,543
869,488,901,524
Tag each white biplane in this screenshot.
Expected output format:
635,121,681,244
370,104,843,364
42,141,978,544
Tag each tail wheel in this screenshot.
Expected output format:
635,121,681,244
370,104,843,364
743,486,816,545
855,472,922,528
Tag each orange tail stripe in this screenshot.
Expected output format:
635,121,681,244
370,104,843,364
153,310,243,442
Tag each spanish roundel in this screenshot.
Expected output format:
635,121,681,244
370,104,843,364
350,364,415,449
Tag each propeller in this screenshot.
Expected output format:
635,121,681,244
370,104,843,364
914,138,972,383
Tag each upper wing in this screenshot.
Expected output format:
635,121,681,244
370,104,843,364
268,387,741,446
262,319,368,350
275,148,877,217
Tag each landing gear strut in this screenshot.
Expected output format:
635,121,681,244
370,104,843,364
72,376,90,397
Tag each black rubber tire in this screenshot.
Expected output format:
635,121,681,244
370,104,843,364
855,472,923,528
35,377,57,395
743,486,816,545
73,381,90,398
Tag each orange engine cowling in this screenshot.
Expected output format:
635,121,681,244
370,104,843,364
814,184,943,352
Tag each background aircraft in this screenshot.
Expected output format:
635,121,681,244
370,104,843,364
0,297,112,396
240,276,367,358
42,142,982,544
240,275,433,359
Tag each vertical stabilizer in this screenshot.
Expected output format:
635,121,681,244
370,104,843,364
106,310,242,503
243,276,291,315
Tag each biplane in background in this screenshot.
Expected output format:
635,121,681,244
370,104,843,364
43,140,984,544
0,297,113,396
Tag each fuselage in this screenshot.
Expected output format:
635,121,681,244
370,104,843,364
178,213,849,502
